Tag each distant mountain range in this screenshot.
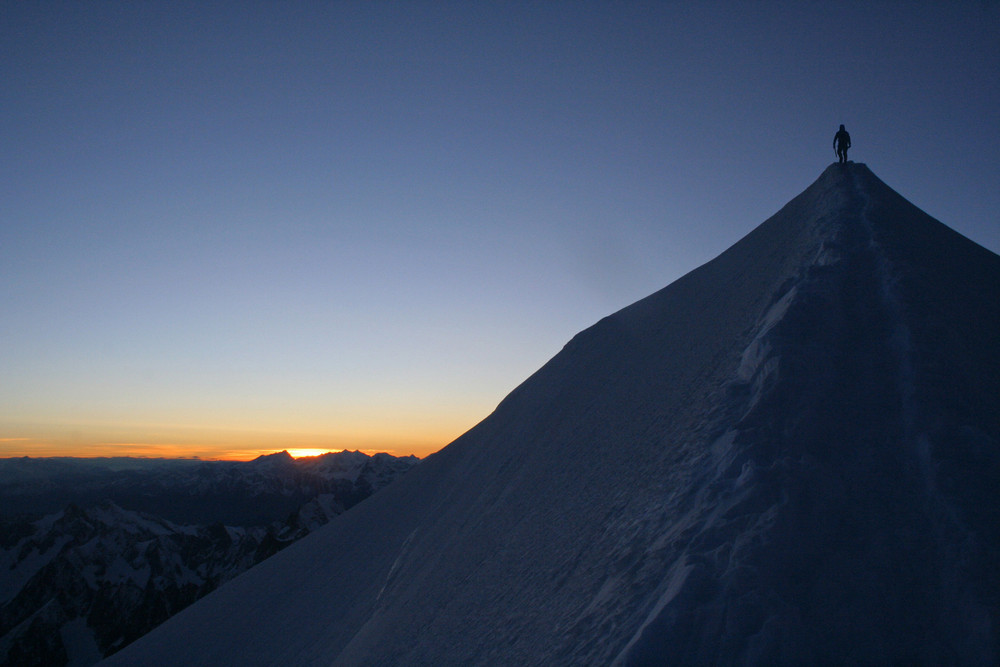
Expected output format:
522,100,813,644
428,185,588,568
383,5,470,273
0,451,419,666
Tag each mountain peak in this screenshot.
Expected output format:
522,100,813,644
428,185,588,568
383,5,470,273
250,450,295,465
104,167,1000,666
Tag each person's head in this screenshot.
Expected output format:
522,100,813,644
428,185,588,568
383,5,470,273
839,124,846,131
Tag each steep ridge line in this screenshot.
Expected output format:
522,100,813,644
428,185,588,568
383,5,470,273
851,167,998,662
848,167,923,476
850,167,963,511
613,164,871,664
615,163,995,665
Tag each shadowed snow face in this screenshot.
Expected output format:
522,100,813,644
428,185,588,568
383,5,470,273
101,165,1000,667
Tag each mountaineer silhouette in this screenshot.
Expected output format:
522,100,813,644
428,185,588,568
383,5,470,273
834,124,851,163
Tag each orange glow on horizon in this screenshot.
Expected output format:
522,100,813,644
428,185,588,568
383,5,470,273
0,440,435,461
2,399,485,462
0,427,452,461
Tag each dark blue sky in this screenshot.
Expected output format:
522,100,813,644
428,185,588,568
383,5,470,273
2,1,998,458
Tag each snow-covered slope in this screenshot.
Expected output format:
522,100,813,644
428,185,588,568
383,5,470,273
102,164,1000,666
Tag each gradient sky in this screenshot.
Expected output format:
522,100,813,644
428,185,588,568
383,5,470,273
2,1,998,460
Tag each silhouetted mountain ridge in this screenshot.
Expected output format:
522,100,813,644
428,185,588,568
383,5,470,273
0,450,418,525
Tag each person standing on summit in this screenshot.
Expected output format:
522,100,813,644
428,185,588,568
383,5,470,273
834,124,851,163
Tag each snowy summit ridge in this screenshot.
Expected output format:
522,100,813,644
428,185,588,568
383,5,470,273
103,164,1000,666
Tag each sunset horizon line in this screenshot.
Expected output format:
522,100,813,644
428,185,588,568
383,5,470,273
0,439,434,461
0,446,425,462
